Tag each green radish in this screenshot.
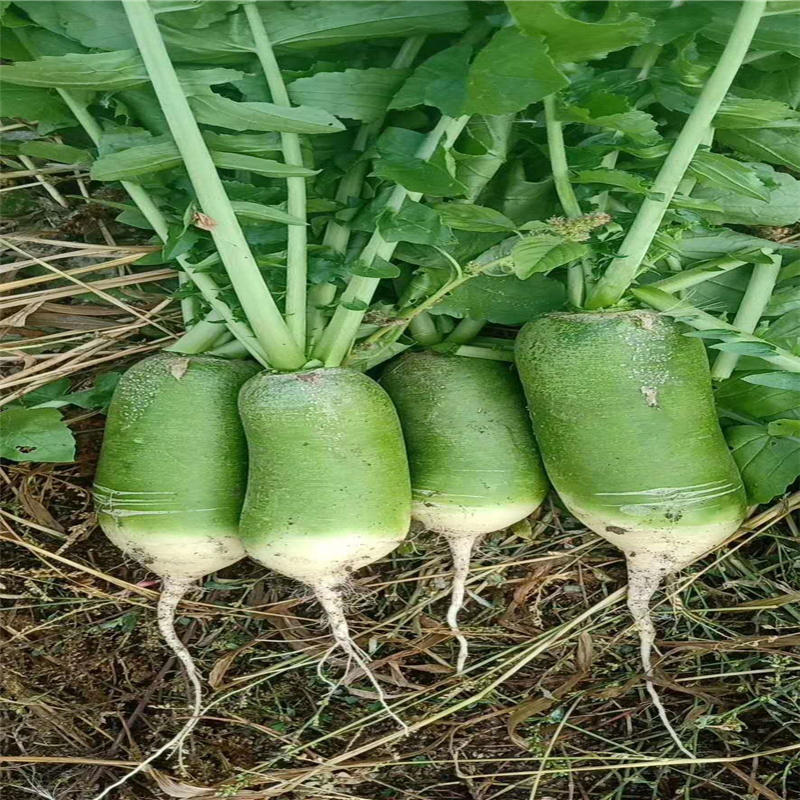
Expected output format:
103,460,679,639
238,367,411,712
515,311,747,753
94,353,258,757
382,352,548,672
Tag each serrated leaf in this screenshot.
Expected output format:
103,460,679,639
433,203,516,233
693,162,800,226
571,168,648,194
715,98,800,130
201,132,280,154
726,424,800,503
429,273,565,325
766,285,800,317
704,5,800,58
717,374,800,422
19,141,92,164
389,45,472,117
763,310,800,355
768,418,800,437
687,150,769,202
231,200,305,226
189,93,345,135
511,235,589,279
210,152,317,178
287,67,408,123
508,1,652,63
710,341,779,357
465,28,567,115
0,407,75,463
0,50,147,89
454,115,514,203
560,94,659,145
377,201,452,246
350,256,400,279
716,128,800,172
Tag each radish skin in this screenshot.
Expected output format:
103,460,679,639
515,312,746,753
382,352,548,672
238,368,411,715
93,353,257,776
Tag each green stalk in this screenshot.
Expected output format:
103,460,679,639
543,94,583,308
54,86,267,362
587,0,767,309
445,317,486,346
650,255,751,293
632,285,800,373
314,114,470,367
710,254,781,380
307,36,425,349
122,0,304,370
243,2,307,350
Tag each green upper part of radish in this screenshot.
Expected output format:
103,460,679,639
94,353,259,581
381,351,548,536
515,311,747,568
238,367,411,586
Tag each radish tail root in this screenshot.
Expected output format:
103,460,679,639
626,556,695,760
90,577,201,800
314,579,408,734
445,533,479,675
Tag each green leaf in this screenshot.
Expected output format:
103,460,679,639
693,163,800,227
91,139,181,181
491,163,557,226
15,0,135,49
19,141,92,164
465,28,567,115
640,1,712,45
726,424,800,504
716,128,800,172
389,45,472,117
763,310,800,354
0,50,147,90
20,379,72,408
0,84,73,129
231,200,305,226
454,115,514,203
433,203,516,233
377,201,452,246
201,132,280,154
211,152,318,178
188,93,345,135
560,94,659,144
704,5,800,58
715,98,800,130
766,285,800,317
687,150,769,202
511,235,589,279
508,1,652,63
429,273,566,325
717,374,800,422
0,407,75,463
65,372,121,410
571,168,649,194
374,128,466,197
349,256,400,279
287,67,409,123
768,418,800,437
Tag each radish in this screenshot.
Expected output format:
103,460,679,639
238,367,411,712
515,311,747,753
382,352,548,672
94,353,258,764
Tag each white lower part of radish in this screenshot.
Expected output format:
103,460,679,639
382,353,549,674
238,368,411,725
516,313,747,755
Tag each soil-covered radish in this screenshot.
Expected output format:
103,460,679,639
238,367,411,707
94,353,258,757
515,311,747,752
382,352,548,671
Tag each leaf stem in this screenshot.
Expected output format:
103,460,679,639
408,313,442,346
543,94,583,307
710,254,781,380
122,0,304,370
445,317,486,345
587,0,767,309
314,114,470,367
650,255,752,293
631,285,800,373
307,36,425,349
54,86,268,363
243,1,307,351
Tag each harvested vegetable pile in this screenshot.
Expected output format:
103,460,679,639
1,1,800,798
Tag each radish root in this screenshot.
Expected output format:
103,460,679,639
445,533,480,674
626,556,695,760
90,577,203,799
314,579,408,733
